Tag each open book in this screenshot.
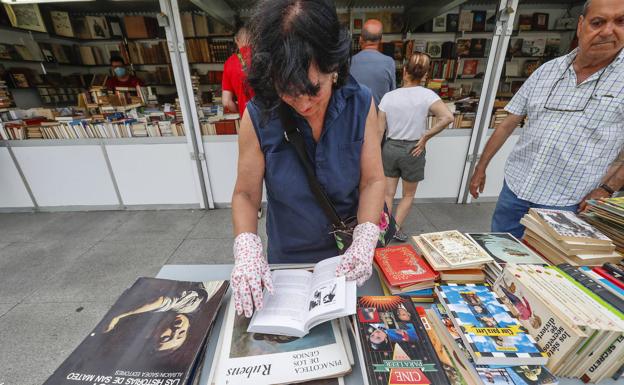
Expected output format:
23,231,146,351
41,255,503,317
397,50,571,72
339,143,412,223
247,256,356,337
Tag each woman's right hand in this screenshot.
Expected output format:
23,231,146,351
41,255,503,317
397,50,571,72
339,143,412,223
231,232,274,318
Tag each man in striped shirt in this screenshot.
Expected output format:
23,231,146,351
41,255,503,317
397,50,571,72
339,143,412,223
470,0,624,238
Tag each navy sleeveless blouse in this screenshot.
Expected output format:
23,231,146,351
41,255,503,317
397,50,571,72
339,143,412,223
247,76,372,263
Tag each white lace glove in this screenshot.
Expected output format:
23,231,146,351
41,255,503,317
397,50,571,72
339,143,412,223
335,222,380,286
231,232,274,317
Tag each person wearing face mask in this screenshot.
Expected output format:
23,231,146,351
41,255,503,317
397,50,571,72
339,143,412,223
470,0,624,239
230,0,386,318
105,55,143,90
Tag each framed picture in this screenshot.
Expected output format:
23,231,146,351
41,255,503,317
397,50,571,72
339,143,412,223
4,3,47,33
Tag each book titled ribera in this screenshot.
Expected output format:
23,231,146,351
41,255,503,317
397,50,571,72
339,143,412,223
247,256,356,338
435,284,548,366
374,245,437,287
43,277,229,385
354,296,452,385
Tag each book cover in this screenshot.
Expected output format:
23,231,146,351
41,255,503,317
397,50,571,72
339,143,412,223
518,14,533,31
433,15,447,32
472,11,487,32
532,13,549,31
461,60,478,78
427,41,442,58
469,38,486,57
213,296,351,385
436,284,548,366
465,233,547,266
458,10,473,32
446,14,459,32
529,208,611,243
509,38,524,56
4,3,47,32
43,278,229,385
50,11,74,37
421,231,492,268
355,296,452,385
374,245,437,287
456,39,471,57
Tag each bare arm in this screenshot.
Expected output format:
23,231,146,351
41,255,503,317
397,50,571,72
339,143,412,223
222,90,239,113
469,113,525,198
579,148,624,211
377,110,387,141
411,100,454,157
232,109,264,235
357,97,385,224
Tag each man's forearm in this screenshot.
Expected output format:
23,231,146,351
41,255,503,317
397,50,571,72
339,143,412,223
602,165,624,193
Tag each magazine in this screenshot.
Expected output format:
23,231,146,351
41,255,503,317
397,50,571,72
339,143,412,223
436,284,548,366
212,296,351,385
43,277,229,385
465,233,547,265
421,230,493,268
354,296,452,385
248,256,356,338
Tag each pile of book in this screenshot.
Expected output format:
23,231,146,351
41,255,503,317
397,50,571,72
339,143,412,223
373,245,437,302
200,113,240,136
557,263,624,314
0,80,13,109
493,264,624,383
581,197,624,253
413,230,491,283
179,12,233,37
43,277,229,385
520,208,621,265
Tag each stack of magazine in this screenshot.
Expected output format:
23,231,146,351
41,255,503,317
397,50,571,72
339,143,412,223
581,197,624,254
43,277,229,385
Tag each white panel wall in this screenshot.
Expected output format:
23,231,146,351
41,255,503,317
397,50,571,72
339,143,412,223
479,133,519,197
204,138,239,205
12,145,119,206
106,143,200,205
0,147,33,208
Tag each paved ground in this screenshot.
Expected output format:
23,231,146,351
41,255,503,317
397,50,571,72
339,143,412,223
0,203,495,385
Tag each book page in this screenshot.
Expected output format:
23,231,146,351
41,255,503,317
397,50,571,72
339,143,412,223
249,270,312,333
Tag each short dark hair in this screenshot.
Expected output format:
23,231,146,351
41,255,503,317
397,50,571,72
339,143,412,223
110,55,125,65
247,0,351,113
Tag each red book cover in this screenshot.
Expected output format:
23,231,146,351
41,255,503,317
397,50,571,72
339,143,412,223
593,267,624,290
374,245,437,287
215,120,237,135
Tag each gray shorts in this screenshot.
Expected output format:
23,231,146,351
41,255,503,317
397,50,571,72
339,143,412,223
382,139,426,182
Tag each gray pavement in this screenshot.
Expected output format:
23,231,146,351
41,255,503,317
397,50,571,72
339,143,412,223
0,203,495,385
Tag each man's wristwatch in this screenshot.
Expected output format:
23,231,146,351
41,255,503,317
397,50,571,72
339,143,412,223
599,183,615,195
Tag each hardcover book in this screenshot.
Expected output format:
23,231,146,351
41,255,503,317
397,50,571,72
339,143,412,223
50,11,74,37
421,230,493,268
465,233,546,266
374,245,437,287
43,277,229,385
456,39,471,57
212,296,351,385
458,10,473,32
435,284,548,366
354,296,452,385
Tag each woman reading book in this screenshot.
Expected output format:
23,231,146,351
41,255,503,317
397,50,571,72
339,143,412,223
231,0,385,317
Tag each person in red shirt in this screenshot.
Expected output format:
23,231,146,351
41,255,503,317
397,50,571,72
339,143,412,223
222,27,254,115
105,55,142,90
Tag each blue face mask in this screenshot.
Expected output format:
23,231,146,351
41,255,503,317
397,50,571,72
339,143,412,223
114,67,127,77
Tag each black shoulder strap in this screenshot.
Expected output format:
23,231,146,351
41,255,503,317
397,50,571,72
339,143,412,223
277,103,345,228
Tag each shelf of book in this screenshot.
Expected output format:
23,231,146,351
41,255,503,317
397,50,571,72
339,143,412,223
0,136,187,147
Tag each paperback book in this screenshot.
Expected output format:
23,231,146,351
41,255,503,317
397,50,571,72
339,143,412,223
466,233,546,266
43,277,229,385
421,230,493,268
248,256,356,337
374,244,437,288
435,284,548,366
354,296,452,385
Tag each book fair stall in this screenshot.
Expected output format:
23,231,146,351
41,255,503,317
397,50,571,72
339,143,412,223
0,0,584,210
43,198,624,385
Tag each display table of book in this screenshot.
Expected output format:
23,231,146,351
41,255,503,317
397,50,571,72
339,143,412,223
156,264,618,385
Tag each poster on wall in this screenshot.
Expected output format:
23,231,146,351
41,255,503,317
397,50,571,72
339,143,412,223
3,3,47,33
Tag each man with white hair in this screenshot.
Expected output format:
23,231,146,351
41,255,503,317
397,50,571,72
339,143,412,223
470,0,624,238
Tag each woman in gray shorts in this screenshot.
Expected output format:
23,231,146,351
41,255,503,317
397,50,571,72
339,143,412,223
378,52,454,241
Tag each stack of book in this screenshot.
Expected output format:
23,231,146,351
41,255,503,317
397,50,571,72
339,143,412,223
558,263,624,314
521,208,621,265
581,197,624,253
493,264,624,383
43,277,229,385
0,80,13,109
413,230,492,283
373,245,437,302
199,113,240,135
465,232,548,284
453,112,476,128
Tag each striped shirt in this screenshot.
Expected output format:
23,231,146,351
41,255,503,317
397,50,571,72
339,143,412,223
504,48,624,206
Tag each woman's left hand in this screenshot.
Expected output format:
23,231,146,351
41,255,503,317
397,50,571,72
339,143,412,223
410,136,427,157
336,222,380,286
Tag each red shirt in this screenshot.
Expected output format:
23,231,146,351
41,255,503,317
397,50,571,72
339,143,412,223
222,46,254,115
105,75,142,90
